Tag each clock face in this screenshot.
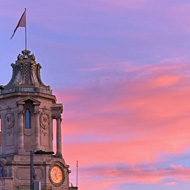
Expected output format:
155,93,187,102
50,166,63,184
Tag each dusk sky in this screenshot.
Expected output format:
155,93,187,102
1,1,190,189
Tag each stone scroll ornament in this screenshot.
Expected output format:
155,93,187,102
40,113,50,130
4,113,14,129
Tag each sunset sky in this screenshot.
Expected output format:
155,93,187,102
1,0,190,189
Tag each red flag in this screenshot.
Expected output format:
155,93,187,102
10,9,26,39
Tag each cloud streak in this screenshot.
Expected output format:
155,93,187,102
54,60,190,189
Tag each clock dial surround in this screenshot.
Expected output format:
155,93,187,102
49,165,65,186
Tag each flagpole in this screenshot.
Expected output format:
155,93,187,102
76,160,78,188
25,8,27,50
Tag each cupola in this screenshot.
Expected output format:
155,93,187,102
1,50,51,95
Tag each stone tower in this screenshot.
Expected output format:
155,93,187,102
0,50,76,190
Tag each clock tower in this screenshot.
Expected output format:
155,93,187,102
0,50,76,190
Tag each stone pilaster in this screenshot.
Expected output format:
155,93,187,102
34,105,40,150
18,104,24,150
56,116,62,158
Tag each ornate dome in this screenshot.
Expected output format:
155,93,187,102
1,50,52,95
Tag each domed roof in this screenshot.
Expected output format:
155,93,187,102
1,50,52,95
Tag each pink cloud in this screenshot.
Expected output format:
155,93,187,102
58,74,188,137
63,122,190,166
150,74,180,88
53,61,190,189
126,57,189,75
69,163,190,190
79,164,190,188
165,181,177,186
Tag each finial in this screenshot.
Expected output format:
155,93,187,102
17,50,35,61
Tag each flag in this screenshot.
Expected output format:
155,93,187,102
10,9,26,39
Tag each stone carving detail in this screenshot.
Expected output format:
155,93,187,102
4,110,14,147
23,62,32,84
40,113,50,129
4,113,14,129
40,112,50,147
34,105,40,115
17,50,36,61
18,105,24,114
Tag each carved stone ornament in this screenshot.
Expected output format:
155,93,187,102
4,113,14,129
40,113,50,129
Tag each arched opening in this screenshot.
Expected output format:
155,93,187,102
25,109,31,129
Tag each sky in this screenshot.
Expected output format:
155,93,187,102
1,0,190,189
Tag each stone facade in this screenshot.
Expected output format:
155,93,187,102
0,50,77,190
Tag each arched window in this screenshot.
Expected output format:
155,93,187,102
25,109,31,129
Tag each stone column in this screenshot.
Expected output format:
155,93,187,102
18,104,24,150
56,116,62,158
34,105,40,150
